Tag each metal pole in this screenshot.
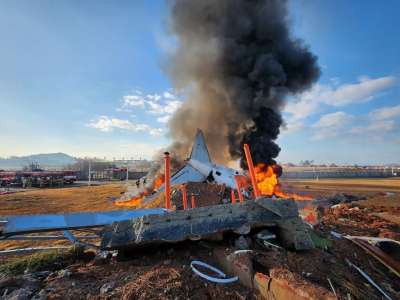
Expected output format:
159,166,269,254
88,160,91,186
191,194,196,208
181,184,188,210
234,175,245,203
230,189,236,204
243,144,261,198
126,163,129,183
164,152,171,209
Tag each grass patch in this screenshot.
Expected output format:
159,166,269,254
309,230,333,250
0,247,81,276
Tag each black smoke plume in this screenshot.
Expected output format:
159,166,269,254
164,0,319,170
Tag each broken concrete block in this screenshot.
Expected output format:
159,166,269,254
235,236,250,250
255,197,299,217
254,270,336,300
254,272,272,299
4,288,30,300
100,282,115,295
276,217,314,250
213,248,254,288
101,197,314,251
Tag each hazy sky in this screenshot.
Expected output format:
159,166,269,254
0,0,399,164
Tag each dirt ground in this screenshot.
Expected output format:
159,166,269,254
1,178,398,215
0,183,127,251
0,183,127,216
282,177,400,195
1,178,400,299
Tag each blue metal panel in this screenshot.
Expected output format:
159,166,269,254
0,209,165,235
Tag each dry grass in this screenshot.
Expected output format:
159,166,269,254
0,183,127,251
0,183,127,216
0,247,77,275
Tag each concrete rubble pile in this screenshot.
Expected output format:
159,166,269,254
101,196,313,251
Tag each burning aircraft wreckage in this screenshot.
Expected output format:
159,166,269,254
0,130,314,252
1,0,321,251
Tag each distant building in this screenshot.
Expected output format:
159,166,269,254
114,159,153,172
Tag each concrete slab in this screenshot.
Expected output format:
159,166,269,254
101,197,314,251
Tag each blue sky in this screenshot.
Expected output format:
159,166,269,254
0,1,399,164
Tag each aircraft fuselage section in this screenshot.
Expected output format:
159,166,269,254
188,159,242,189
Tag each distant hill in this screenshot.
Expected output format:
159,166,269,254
0,153,77,170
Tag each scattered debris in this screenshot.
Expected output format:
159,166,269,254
3,287,30,300
0,274,41,299
346,259,393,300
330,231,342,239
346,236,400,278
190,260,239,284
327,277,337,298
321,193,367,207
234,236,251,250
57,269,71,279
233,250,253,256
255,229,276,241
261,240,283,250
385,192,396,197
321,202,400,240
100,282,115,295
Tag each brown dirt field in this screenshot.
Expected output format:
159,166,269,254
1,178,398,217
375,212,400,225
0,183,127,216
282,177,400,196
1,179,400,299
1,179,400,250
356,193,400,208
0,184,127,251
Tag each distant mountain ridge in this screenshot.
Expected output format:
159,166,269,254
0,153,77,170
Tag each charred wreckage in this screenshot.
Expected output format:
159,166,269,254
0,130,313,254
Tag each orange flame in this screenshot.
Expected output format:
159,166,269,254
114,174,165,207
154,175,164,190
300,204,319,225
254,163,312,201
114,194,145,207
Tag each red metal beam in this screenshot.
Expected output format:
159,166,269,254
191,194,196,209
181,184,188,210
235,175,245,203
230,189,236,204
243,144,261,199
164,152,171,209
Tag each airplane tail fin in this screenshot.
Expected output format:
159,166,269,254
189,129,212,163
